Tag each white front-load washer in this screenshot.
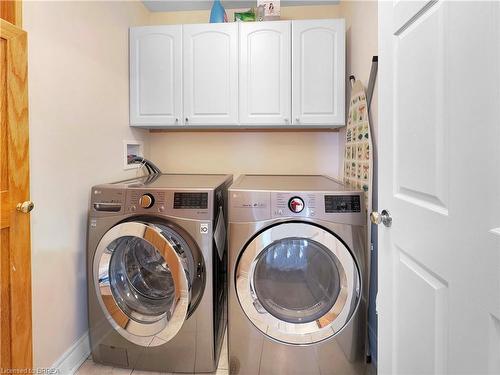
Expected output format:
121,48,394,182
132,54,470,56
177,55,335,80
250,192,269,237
228,175,368,375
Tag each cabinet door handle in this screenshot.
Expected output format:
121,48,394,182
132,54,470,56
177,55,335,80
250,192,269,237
185,117,189,123
284,118,289,124
175,118,179,123
295,117,300,123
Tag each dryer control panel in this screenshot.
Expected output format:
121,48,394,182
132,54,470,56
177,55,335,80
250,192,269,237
272,193,317,218
271,192,364,225
229,191,365,225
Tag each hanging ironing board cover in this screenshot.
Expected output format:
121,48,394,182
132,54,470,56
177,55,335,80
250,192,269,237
343,80,373,214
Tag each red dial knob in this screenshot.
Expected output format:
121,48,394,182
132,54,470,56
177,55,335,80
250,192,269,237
288,197,305,213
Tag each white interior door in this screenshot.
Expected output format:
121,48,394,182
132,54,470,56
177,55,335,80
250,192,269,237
292,19,345,126
130,25,182,127
378,1,500,374
239,21,291,126
183,23,238,126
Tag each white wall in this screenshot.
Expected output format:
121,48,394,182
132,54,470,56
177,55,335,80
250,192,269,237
149,131,340,177
23,0,150,368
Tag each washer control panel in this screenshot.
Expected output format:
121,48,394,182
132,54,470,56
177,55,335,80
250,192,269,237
91,188,124,214
124,190,211,220
127,190,166,213
173,192,208,210
90,187,213,220
139,193,155,209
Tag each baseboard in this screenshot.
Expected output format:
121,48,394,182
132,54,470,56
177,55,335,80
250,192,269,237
51,331,91,375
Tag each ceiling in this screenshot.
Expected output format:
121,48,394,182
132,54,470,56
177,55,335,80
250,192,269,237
143,0,340,12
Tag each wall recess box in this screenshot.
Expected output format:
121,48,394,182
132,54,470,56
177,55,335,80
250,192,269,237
123,140,144,170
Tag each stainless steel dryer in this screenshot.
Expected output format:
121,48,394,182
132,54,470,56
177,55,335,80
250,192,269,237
228,175,368,375
87,174,232,373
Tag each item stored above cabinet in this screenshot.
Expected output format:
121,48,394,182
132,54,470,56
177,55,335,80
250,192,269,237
129,19,345,129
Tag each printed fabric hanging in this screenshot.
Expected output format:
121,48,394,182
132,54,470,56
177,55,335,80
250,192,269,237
343,80,373,214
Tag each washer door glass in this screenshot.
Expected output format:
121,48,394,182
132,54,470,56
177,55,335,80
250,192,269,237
108,236,176,322
95,222,191,347
253,238,341,324
236,222,361,345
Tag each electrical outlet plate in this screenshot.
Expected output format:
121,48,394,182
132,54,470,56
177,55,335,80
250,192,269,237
123,140,144,170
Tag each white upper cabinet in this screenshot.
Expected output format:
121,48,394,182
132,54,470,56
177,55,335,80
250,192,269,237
292,19,345,126
183,23,238,126
129,19,345,128
130,25,182,127
239,21,291,126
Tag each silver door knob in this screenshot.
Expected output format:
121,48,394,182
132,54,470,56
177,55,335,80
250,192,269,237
16,201,34,214
370,209,392,227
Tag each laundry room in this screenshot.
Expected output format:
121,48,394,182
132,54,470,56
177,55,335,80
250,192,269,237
1,1,499,375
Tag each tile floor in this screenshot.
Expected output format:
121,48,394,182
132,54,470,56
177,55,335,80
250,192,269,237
76,334,228,375
76,333,376,375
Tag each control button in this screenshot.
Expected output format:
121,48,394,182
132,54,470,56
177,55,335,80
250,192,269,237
288,197,305,213
139,193,155,209
277,209,283,215
130,205,136,212
310,210,315,217
158,205,165,213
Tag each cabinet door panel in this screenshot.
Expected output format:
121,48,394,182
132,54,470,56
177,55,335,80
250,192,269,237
183,23,238,125
239,21,291,126
130,26,182,127
292,19,345,126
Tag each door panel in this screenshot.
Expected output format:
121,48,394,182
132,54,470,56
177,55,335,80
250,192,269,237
0,19,31,370
239,21,291,125
183,23,238,125
394,3,448,213
396,251,448,375
379,1,500,374
292,19,345,126
130,25,182,127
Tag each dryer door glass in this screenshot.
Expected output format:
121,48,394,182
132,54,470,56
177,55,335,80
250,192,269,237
94,222,191,347
253,238,341,324
236,222,361,345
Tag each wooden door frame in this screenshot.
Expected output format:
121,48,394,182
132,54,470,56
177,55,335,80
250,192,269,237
0,0,32,370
